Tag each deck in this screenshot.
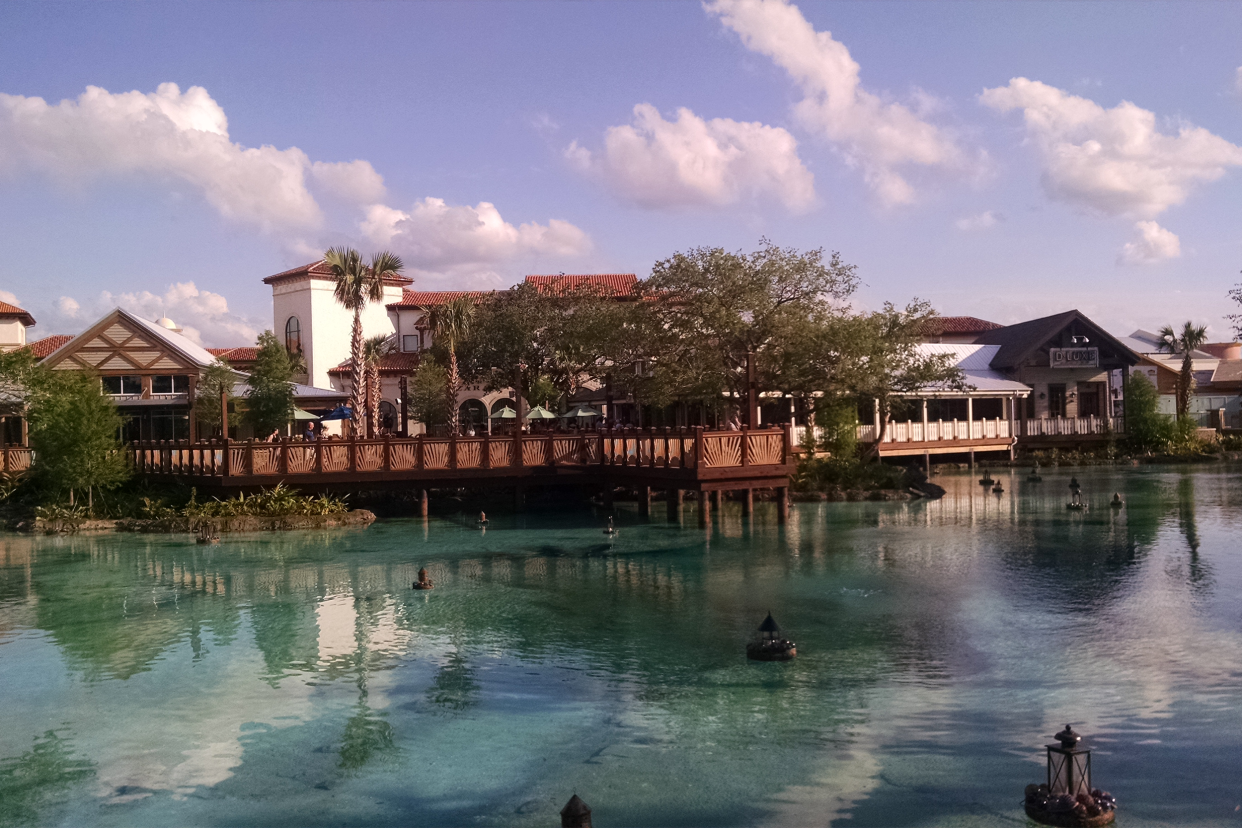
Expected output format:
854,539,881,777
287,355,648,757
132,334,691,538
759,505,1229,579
130,427,796,494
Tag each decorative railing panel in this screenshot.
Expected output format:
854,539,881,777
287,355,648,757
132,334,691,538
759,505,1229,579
702,435,741,468
489,440,512,468
391,443,418,471
747,432,784,465
552,438,581,465
523,440,548,466
457,440,483,469
357,444,384,472
423,441,450,470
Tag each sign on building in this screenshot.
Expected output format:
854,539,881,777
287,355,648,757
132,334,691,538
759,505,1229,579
1049,347,1099,368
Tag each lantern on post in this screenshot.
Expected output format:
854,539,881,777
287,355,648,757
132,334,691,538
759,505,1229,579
560,794,591,828
1024,724,1116,826
746,612,796,661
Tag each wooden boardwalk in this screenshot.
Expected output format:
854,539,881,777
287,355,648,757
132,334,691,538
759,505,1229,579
130,427,797,521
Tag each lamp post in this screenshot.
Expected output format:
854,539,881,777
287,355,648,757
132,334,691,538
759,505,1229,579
1024,724,1116,826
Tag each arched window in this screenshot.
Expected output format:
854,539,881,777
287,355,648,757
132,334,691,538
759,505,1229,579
285,316,302,354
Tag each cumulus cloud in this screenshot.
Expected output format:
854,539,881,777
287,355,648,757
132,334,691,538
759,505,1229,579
360,198,592,285
567,103,815,210
955,210,1000,231
706,0,975,205
1118,220,1181,265
0,289,18,307
45,282,261,347
980,77,1242,218
310,159,386,205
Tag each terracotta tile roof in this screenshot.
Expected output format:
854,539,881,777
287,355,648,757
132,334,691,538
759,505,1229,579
387,290,493,309
26,334,72,358
329,351,422,375
208,346,260,364
524,274,638,296
920,316,1004,335
263,261,412,287
0,300,35,327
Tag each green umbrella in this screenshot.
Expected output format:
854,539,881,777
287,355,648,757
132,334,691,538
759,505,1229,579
292,408,319,421
562,405,602,419
490,406,517,419
526,405,558,420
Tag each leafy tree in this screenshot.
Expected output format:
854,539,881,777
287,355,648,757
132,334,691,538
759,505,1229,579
1124,372,1175,453
244,331,295,437
194,359,236,438
814,398,860,458
527,374,560,410
1157,320,1208,422
430,296,475,434
361,334,391,437
26,369,129,512
832,301,966,459
409,359,450,428
323,247,404,430
636,241,858,416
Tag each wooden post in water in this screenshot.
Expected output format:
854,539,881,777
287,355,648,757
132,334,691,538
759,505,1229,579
418,488,428,517
742,488,753,516
697,490,710,528
638,485,651,518
776,486,789,524
668,489,682,522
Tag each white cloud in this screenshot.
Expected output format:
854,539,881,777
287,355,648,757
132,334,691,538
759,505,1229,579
360,198,592,285
310,159,386,205
46,282,261,347
1118,220,1181,265
955,210,1000,231
0,289,18,307
705,0,974,205
567,103,815,210
980,78,1242,218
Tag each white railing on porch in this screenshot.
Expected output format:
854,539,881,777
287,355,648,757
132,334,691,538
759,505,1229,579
1019,416,1123,436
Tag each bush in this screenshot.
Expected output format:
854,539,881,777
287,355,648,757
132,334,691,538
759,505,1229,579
1125,373,1176,454
794,454,906,492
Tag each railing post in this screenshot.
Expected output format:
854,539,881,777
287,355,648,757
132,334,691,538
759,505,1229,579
513,429,522,469
450,434,458,470
222,439,231,477
782,423,791,465
246,440,255,476
280,437,289,475
741,426,750,466
546,433,554,466
315,437,324,473
694,426,704,469
483,433,492,469
383,434,391,472
349,436,357,473
417,434,425,470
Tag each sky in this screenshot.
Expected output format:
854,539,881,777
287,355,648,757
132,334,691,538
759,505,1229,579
1,0,1241,348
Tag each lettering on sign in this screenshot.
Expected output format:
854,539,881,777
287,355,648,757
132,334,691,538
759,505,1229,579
1050,347,1099,368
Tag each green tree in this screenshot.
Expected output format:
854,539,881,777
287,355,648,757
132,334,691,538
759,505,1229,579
409,359,450,428
323,247,404,430
637,241,859,417
527,374,560,410
1124,372,1175,453
832,301,966,460
1157,320,1208,422
430,296,475,435
244,331,295,437
27,369,129,512
194,359,236,438
361,334,391,437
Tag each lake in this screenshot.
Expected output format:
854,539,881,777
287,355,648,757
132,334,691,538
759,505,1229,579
1,466,1240,826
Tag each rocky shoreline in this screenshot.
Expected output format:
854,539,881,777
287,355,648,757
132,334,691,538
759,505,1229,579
13,510,377,535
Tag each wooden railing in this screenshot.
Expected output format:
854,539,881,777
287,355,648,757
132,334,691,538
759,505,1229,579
0,446,33,474
130,427,791,479
1019,416,1123,436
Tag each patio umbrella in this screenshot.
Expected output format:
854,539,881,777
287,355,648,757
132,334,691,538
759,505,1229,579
525,405,558,420
490,406,517,419
292,408,319,421
561,405,602,419
319,405,354,421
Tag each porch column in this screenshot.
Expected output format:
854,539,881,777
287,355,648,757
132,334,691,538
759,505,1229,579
966,396,973,435
921,398,929,442
873,398,880,435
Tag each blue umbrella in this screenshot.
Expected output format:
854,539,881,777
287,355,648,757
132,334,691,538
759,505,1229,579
319,405,353,421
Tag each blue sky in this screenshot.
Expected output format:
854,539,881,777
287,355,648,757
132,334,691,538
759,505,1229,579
1,1,1240,347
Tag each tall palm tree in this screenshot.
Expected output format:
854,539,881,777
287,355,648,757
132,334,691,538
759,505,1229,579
1157,320,1208,422
429,296,475,435
361,334,391,438
323,247,404,432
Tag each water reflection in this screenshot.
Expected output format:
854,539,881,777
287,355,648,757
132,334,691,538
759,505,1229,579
0,469,1240,826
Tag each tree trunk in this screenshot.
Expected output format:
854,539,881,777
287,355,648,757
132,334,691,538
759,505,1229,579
349,310,365,428
863,402,890,462
368,364,381,437
446,349,461,435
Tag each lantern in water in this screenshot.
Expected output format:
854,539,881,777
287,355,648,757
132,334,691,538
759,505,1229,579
560,794,592,828
1047,724,1091,797
746,612,796,661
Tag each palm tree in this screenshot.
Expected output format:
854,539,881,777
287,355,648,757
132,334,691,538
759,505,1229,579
361,334,391,438
1157,320,1208,422
323,247,404,432
429,296,475,435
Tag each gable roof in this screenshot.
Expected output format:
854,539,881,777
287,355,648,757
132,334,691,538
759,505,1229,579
524,273,638,296
329,351,422,376
918,315,1003,336
207,346,260,365
914,344,1032,395
387,290,493,309
973,309,1140,370
43,307,219,371
263,260,413,288
0,300,35,327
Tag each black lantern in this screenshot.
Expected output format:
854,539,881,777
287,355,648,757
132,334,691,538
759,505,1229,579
560,794,592,828
1047,724,1092,798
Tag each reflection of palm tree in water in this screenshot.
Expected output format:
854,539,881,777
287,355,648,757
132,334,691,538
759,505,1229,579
428,649,479,712
1176,477,1212,593
338,593,395,770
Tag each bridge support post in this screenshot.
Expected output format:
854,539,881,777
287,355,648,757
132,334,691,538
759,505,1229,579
418,488,428,518
924,450,930,475
742,488,753,517
969,448,976,470
697,490,710,528
776,486,789,524
668,489,682,522
712,490,723,510
638,486,651,518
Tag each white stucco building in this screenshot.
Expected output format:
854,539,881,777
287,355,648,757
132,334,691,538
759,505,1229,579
0,300,35,353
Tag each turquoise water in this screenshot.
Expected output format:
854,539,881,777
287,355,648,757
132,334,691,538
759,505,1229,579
2,467,1241,826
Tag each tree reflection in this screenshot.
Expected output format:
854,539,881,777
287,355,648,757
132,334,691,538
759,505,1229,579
0,731,94,827
1175,475,1213,594
427,651,478,711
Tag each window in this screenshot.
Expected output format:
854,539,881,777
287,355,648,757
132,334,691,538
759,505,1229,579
402,334,419,353
1048,384,1067,418
102,376,142,395
1077,383,1101,417
285,316,302,354
151,375,189,394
